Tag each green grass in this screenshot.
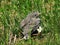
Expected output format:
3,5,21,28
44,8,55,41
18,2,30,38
0,0,60,45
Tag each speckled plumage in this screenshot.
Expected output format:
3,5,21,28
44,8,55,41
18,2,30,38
20,11,41,39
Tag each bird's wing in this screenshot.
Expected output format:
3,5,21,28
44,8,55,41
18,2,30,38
20,16,31,28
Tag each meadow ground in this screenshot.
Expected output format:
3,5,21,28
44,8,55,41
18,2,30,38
0,0,60,45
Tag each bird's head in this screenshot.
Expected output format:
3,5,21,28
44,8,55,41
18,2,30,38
31,11,41,18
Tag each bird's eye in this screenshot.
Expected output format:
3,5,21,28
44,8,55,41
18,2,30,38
35,14,36,16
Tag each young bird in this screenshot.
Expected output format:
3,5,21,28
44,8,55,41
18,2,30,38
20,11,41,40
